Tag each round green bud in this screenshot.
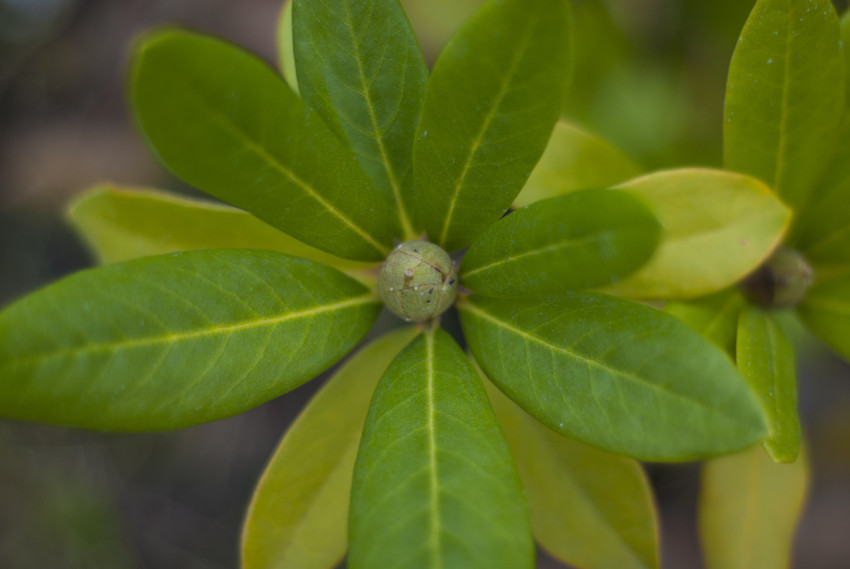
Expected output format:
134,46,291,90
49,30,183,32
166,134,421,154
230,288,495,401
739,248,814,308
377,240,458,322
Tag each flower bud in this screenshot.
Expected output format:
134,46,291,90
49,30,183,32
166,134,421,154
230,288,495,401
377,241,458,322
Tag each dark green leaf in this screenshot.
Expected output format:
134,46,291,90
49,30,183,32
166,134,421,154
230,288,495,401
724,0,845,210
68,186,374,276
413,0,572,251
460,189,660,297
459,294,768,461
843,10,850,109
737,307,800,462
0,250,380,430
293,0,426,239
241,326,417,569
131,28,396,261
797,270,850,361
513,121,641,208
481,370,660,569
349,327,533,569
700,445,809,569
664,290,747,357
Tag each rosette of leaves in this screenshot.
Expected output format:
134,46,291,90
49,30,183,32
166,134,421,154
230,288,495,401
521,1,846,567
0,0,780,567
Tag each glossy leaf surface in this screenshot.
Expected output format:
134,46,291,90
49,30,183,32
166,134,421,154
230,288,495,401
132,29,396,261
513,121,641,208
700,445,809,569
413,0,572,251
600,169,790,299
349,327,533,569
459,294,767,461
461,189,661,297
482,372,660,569
737,307,800,462
242,326,418,569
0,250,380,430
69,186,373,274
797,271,850,361
293,0,426,239
665,290,746,357
724,0,844,210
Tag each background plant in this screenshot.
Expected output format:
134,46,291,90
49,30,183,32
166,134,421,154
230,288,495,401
0,1,844,568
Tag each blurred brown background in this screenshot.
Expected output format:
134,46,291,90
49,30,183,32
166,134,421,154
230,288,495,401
1,0,849,567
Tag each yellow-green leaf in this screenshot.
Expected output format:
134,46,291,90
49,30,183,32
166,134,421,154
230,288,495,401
241,326,418,569
737,308,801,463
664,289,746,357
276,0,299,94
599,169,790,300
68,186,374,275
699,444,809,569
481,369,659,569
513,121,641,208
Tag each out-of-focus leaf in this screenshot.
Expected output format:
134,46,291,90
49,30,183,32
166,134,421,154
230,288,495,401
664,289,746,357
481,368,660,569
460,189,660,296
276,0,298,93
293,0,426,238
513,121,641,208
68,186,374,275
797,270,850,361
599,169,790,299
132,29,396,261
790,120,850,268
724,0,844,210
413,0,572,251
349,327,533,569
0,250,380,430
842,10,850,108
241,326,418,569
458,294,767,461
737,307,800,462
700,444,809,569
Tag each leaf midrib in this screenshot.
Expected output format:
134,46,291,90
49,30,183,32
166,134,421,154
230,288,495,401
169,69,390,257
425,329,443,569
436,14,537,247
461,233,603,280
342,0,416,239
6,294,376,366
461,299,746,419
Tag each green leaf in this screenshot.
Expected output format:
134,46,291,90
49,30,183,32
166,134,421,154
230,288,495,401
131,28,396,262
481,369,660,569
0,249,380,431
723,0,845,210
599,169,791,300
842,10,850,109
292,0,426,239
790,119,850,268
797,270,850,361
413,0,572,251
460,189,661,297
513,121,642,208
458,294,768,461
349,327,533,569
736,307,801,463
664,290,747,357
68,186,374,275
276,0,299,93
699,445,809,569
241,326,418,569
